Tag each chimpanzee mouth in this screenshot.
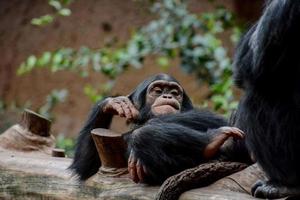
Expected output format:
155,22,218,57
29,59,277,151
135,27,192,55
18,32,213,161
154,100,180,110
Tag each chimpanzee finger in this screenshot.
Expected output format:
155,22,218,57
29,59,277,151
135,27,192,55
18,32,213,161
219,126,244,139
136,159,145,183
229,128,244,139
128,150,133,165
112,102,125,117
130,168,139,183
130,163,139,183
128,150,139,183
232,127,245,135
120,100,133,119
130,106,139,120
123,98,139,120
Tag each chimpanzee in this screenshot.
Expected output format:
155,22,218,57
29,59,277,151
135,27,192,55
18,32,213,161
70,73,249,183
233,0,300,198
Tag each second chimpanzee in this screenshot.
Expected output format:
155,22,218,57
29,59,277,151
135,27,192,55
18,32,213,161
233,0,300,198
70,73,249,184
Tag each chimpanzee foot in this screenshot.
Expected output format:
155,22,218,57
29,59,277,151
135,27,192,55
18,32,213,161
203,126,244,159
252,180,300,199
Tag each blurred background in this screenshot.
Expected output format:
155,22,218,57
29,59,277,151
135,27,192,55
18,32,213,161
0,0,264,156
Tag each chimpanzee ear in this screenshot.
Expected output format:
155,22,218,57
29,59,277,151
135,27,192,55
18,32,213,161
181,91,194,111
128,89,146,110
128,76,157,110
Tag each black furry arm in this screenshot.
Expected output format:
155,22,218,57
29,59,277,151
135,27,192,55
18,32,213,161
69,98,114,181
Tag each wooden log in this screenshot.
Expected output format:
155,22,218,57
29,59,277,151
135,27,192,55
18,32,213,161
0,150,289,200
52,148,66,157
20,109,51,137
91,128,127,169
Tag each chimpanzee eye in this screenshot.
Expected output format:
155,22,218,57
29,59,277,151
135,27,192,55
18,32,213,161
170,89,179,96
153,88,162,95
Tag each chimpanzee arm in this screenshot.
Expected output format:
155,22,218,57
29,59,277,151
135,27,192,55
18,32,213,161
234,0,300,90
70,96,139,180
69,98,114,181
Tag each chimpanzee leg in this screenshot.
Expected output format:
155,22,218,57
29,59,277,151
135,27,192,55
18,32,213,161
126,123,210,184
126,122,244,184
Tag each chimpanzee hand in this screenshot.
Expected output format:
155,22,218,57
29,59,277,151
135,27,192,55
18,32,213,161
217,126,245,138
103,96,139,121
128,150,147,183
203,126,245,159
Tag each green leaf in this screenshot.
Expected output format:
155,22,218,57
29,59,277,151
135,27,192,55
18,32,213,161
17,63,28,75
58,8,71,16
84,85,103,103
156,56,169,68
61,0,73,6
80,71,89,77
37,52,52,67
31,15,54,26
31,18,43,26
52,52,63,66
49,0,62,10
27,55,37,68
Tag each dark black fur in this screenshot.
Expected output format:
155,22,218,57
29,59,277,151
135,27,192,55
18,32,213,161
69,73,193,181
233,0,300,198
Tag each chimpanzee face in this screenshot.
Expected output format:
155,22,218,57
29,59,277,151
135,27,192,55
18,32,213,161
146,80,184,115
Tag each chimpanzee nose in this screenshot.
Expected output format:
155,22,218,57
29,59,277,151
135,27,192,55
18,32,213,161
162,94,172,99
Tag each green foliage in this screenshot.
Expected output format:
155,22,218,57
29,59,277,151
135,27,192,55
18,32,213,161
55,134,75,157
31,15,54,26
210,78,238,116
84,81,114,103
19,0,242,114
38,89,68,120
156,56,170,70
31,0,72,26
